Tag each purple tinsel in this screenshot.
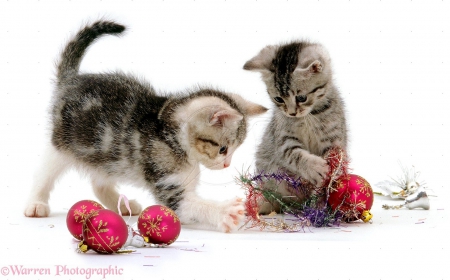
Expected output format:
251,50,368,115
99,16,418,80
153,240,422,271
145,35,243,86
293,205,342,228
251,171,309,195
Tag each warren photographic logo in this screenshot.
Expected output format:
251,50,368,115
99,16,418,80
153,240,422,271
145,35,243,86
1,265,123,279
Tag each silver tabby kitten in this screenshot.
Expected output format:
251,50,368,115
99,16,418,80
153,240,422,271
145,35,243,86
244,41,347,214
24,20,267,232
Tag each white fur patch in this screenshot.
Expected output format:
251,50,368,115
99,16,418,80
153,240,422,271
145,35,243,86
82,98,102,111
173,96,232,125
101,125,114,153
76,146,97,155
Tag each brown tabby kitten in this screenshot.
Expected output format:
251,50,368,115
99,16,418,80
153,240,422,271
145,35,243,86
24,20,267,232
244,41,348,214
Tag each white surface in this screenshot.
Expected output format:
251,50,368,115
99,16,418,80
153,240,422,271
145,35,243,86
1,0,449,279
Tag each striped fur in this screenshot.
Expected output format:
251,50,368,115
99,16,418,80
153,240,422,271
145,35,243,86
244,41,347,214
25,20,267,232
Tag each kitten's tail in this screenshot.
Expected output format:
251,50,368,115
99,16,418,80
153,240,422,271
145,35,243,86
56,20,125,82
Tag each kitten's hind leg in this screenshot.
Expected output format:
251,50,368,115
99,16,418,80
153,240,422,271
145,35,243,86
24,145,71,217
91,175,142,215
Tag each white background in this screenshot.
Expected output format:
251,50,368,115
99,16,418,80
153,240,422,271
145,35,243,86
0,0,449,279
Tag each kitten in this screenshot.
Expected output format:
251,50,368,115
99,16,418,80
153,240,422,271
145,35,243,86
243,41,347,214
24,20,267,232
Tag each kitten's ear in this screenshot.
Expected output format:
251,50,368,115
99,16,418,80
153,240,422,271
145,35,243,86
229,94,268,117
209,109,243,127
243,46,276,73
294,60,323,79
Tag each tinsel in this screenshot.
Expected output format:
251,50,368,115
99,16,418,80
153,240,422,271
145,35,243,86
323,147,350,192
238,147,349,232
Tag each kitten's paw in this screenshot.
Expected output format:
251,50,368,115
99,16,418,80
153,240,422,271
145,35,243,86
306,156,329,187
257,200,278,215
24,202,50,217
120,199,142,216
217,198,245,233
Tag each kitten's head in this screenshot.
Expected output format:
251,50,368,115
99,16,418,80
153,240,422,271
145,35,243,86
175,91,267,170
244,41,332,118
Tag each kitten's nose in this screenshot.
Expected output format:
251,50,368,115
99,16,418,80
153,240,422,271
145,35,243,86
289,112,296,117
224,163,230,168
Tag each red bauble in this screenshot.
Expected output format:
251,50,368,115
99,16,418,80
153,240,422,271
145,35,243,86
82,209,128,254
66,200,104,240
138,205,181,245
328,174,374,222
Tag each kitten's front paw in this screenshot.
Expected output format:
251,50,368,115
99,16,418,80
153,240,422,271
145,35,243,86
257,200,278,215
306,156,329,187
217,198,245,233
120,199,142,216
24,202,50,217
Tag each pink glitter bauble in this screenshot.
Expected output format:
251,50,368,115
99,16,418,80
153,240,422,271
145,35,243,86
328,174,374,222
82,209,128,254
66,200,104,240
138,205,181,245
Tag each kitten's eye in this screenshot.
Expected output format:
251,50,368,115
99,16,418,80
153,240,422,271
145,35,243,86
219,146,228,155
273,97,284,103
296,95,307,103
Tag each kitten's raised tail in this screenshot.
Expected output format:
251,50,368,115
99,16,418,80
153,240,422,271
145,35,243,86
57,20,125,82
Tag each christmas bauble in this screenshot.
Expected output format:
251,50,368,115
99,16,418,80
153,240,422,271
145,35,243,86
138,205,181,245
66,200,104,240
328,174,374,222
81,209,128,254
